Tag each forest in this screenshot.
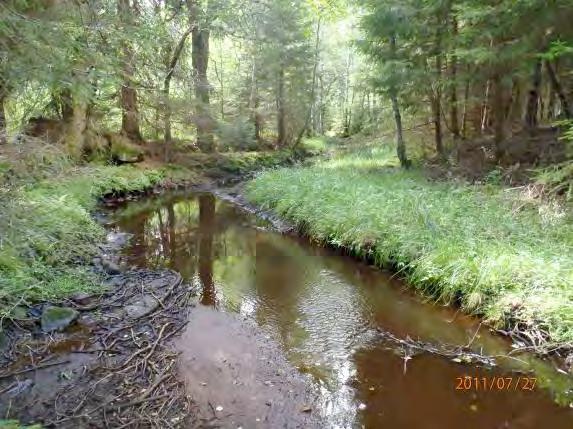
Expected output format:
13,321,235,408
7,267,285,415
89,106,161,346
1,0,573,428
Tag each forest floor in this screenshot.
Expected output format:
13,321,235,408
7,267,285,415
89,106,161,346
0,145,313,428
245,135,573,356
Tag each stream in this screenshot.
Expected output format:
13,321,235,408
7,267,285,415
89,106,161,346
107,190,573,428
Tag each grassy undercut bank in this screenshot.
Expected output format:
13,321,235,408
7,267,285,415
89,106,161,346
246,145,573,348
0,165,165,316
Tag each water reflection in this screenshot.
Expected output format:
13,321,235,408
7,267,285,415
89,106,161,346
111,193,573,428
198,194,216,306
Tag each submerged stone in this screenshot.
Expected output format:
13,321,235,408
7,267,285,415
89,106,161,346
41,306,79,332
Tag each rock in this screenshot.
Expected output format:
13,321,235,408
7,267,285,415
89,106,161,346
102,259,122,275
125,295,159,319
41,306,79,332
71,292,93,306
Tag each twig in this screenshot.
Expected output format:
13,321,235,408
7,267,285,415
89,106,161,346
106,393,171,410
0,359,70,379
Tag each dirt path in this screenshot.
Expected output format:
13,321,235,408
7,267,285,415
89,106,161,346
178,306,322,428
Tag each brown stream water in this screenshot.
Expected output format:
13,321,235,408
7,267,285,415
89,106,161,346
108,191,573,429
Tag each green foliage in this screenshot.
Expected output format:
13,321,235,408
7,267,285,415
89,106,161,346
216,118,257,151
0,420,41,429
246,143,573,346
0,165,165,315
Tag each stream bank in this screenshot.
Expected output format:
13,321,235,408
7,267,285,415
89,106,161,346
244,142,573,357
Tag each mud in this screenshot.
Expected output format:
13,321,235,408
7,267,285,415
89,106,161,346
179,307,321,428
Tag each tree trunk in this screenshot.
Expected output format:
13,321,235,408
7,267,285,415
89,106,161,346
461,77,470,139
163,27,192,159
295,16,321,148
0,83,6,145
492,73,507,161
191,12,213,152
525,58,542,128
277,63,287,147
249,56,262,143
432,57,443,155
547,82,556,120
118,0,142,142
545,60,572,119
64,96,88,160
431,91,443,155
481,79,491,133
389,35,409,168
449,16,460,140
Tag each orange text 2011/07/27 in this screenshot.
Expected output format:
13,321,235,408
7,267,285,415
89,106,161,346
455,376,537,391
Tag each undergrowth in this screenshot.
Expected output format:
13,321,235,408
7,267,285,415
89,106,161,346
246,143,573,347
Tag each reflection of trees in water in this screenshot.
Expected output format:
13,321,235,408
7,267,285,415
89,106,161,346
198,194,216,306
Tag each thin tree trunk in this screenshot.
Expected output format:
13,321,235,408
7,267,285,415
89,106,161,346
481,79,491,133
249,55,262,143
545,60,572,119
118,0,142,142
525,58,542,128
389,34,409,168
449,15,460,140
343,50,352,137
0,83,6,144
547,82,556,120
492,72,507,161
432,60,444,155
295,17,321,148
219,43,224,121
277,64,287,147
461,77,470,139
163,26,192,158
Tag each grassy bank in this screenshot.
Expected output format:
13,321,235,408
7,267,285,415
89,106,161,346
246,143,573,347
0,164,166,315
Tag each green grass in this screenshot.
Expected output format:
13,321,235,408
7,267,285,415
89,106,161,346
0,420,41,429
0,165,165,315
246,143,573,347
